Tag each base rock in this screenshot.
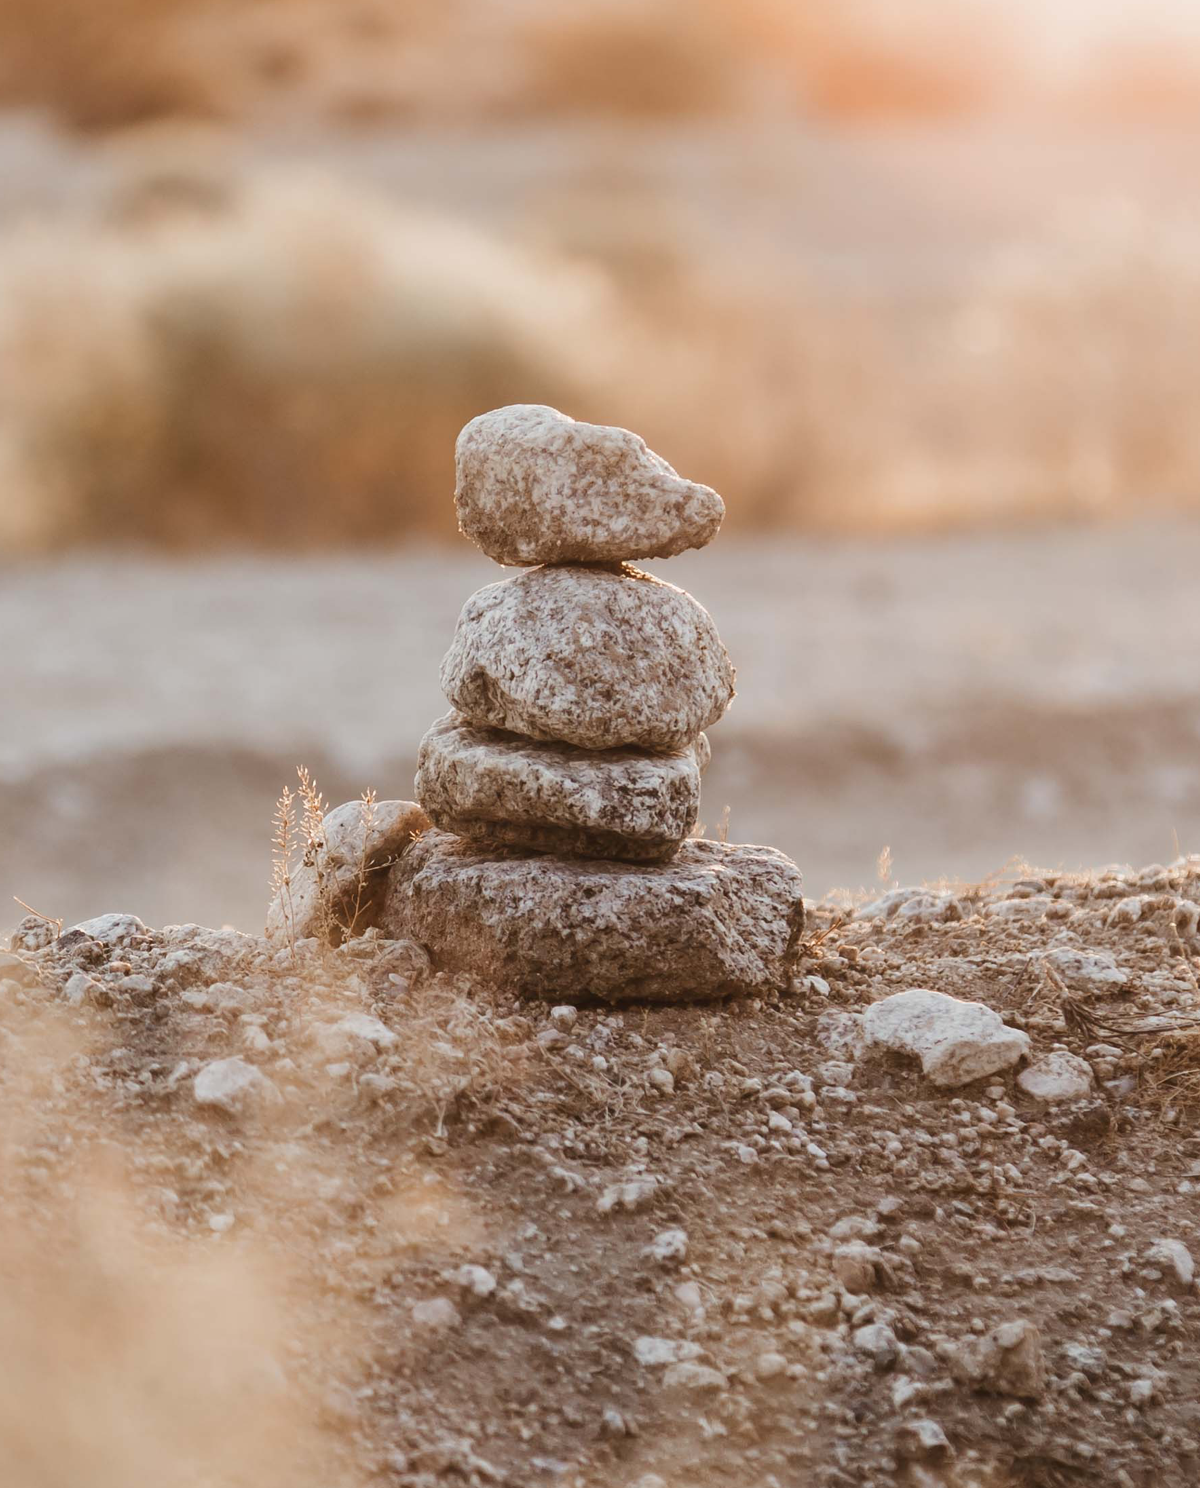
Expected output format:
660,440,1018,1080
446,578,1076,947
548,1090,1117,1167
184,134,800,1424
415,712,706,862
378,830,804,1001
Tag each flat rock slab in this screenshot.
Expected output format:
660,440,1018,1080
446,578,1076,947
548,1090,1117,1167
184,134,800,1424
266,798,430,946
862,986,1030,1087
379,830,804,1001
440,564,735,751
416,712,705,862
455,404,724,566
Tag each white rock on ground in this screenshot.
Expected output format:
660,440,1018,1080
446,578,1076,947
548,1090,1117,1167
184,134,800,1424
379,829,804,1001
661,1362,726,1392
451,1265,497,1298
415,711,705,862
62,912,148,946
1042,946,1128,993
862,987,1030,1087
410,1297,461,1329
439,564,735,752
193,1056,280,1113
265,798,430,947
633,1336,702,1367
645,1228,689,1264
1017,1051,1094,1102
454,404,725,566
1145,1239,1195,1288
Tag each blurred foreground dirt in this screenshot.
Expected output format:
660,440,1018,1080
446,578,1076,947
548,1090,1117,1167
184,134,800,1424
3,851,1199,1485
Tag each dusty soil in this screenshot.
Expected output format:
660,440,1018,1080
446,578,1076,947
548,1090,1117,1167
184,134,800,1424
3,521,1200,930
3,854,1200,1486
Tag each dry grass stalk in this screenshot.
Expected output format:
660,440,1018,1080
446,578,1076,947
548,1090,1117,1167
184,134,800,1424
340,789,378,942
11,895,63,940
270,783,298,958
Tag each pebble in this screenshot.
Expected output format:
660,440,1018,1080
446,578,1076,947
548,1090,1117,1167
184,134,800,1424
755,1351,788,1380
946,1319,1046,1399
674,1281,704,1313
1108,896,1146,927
411,1297,462,1329
452,1265,497,1298
1042,947,1128,993
64,912,147,946
645,1228,689,1264
661,1361,726,1392
634,1336,700,1367
853,1323,900,1369
1017,1052,1094,1103
330,1011,397,1049
597,1177,659,1214
832,1241,884,1292
192,1056,280,1113
62,971,92,1007
1144,1239,1194,1288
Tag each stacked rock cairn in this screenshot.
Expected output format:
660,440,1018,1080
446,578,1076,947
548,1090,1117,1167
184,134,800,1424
376,404,805,1002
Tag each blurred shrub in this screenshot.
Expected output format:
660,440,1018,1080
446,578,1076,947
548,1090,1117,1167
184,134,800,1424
0,0,217,131
724,0,1014,122
0,158,616,549
515,2,743,120
1062,36,1200,124
0,0,1016,133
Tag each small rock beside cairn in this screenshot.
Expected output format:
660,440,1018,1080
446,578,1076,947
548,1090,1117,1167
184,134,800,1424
379,405,805,1001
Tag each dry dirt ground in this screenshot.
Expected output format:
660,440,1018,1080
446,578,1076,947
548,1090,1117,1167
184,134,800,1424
3,520,1200,930
3,855,1200,1487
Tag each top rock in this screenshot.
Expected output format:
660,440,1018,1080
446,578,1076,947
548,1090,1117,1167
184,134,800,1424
455,404,725,566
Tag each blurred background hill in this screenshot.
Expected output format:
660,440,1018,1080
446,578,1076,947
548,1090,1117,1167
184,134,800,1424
2,0,1200,927
2,0,1200,548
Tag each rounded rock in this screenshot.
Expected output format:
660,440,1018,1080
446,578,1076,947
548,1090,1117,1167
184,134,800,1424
454,404,725,566
415,711,706,862
440,564,735,752
265,798,430,947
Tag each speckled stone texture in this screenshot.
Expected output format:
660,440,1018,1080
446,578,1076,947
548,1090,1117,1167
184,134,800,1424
455,404,725,566
266,798,430,946
440,564,735,752
415,711,706,862
378,829,804,1001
